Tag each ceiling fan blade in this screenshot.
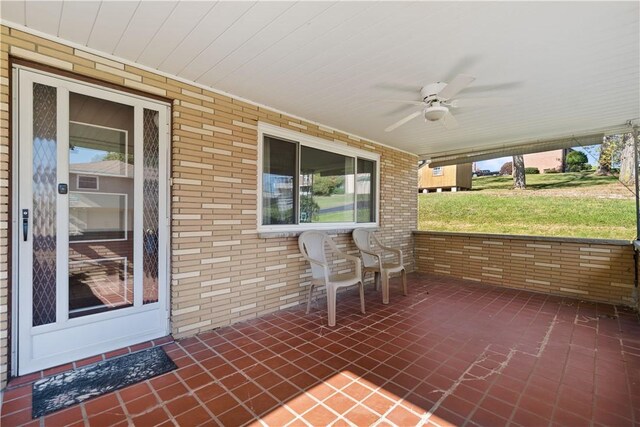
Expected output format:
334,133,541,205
385,110,422,132
381,99,424,106
442,55,482,83
441,111,459,130
450,97,513,108
462,81,524,94
438,74,476,100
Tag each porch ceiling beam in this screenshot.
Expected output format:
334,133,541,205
421,123,636,167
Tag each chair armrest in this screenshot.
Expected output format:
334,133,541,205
335,251,363,280
302,256,330,284
305,257,329,269
358,248,383,260
325,238,362,279
379,245,403,265
370,233,403,266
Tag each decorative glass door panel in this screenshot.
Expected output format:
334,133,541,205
32,83,58,327
17,68,170,375
142,109,159,304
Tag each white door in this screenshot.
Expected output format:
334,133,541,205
16,68,170,375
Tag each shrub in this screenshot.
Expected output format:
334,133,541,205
525,167,540,174
299,195,319,222
313,175,340,196
566,151,589,171
544,168,559,173
500,161,513,175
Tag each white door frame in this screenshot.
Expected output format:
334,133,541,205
12,66,172,375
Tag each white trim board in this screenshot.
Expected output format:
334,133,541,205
1,19,418,159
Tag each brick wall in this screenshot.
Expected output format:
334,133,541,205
0,25,418,385
523,149,564,173
415,231,636,306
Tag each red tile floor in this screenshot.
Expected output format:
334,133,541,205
1,273,639,426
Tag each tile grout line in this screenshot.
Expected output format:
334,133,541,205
206,322,362,427
413,311,559,427
213,288,432,426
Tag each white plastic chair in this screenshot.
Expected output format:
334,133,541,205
352,228,407,304
298,231,365,327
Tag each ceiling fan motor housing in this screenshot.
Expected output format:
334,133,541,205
421,82,447,101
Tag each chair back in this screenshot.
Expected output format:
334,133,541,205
352,228,377,268
298,231,329,280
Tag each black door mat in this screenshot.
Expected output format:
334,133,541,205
32,346,177,418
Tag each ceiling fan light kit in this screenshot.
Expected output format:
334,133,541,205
424,104,448,121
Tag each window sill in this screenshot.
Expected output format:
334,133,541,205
258,223,378,239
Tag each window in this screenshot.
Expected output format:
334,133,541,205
432,167,443,176
259,123,379,231
262,136,297,225
77,175,99,190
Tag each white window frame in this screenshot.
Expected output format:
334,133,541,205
257,122,380,233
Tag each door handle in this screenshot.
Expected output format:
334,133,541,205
22,209,29,242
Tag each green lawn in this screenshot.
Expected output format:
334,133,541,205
471,171,620,191
312,194,354,222
314,193,353,210
419,172,635,240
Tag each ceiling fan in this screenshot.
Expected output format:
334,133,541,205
384,74,512,132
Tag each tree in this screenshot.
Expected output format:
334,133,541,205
596,134,627,175
97,151,134,164
312,174,342,196
500,161,512,176
566,151,589,172
619,134,635,186
595,137,613,175
512,155,526,189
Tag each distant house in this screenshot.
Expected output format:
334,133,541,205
418,163,473,192
523,148,574,173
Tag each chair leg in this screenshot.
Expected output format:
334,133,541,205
306,284,315,314
402,268,408,296
359,281,366,314
382,271,390,304
374,272,380,291
327,285,337,327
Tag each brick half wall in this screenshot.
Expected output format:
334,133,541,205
414,231,636,306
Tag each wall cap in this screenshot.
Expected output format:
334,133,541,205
413,230,632,246
260,227,381,239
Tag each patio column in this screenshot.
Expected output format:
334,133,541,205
634,124,639,307
634,125,640,239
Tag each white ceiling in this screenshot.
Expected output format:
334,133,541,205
2,1,639,158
